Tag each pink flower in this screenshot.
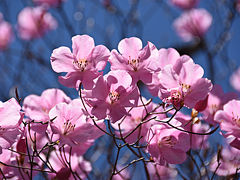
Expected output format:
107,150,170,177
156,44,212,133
51,34,110,89
17,6,57,40
159,57,212,109
169,0,199,10
147,163,177,180
48,150,92,180
147,123,190,165
33,0,65,7
23,88,71,124
174,111,210,150
112,98,166,144
173,8,212,41
230,67,240,92
83,70,139,123
49,99,104,149
0,14,13,50
0,149,13,178
210,145,240,176
201,84,238,125
147,48,190,96
214,100,240,145
0,98,24,153
109,37,159,84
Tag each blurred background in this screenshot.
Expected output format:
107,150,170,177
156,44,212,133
0,0,240,179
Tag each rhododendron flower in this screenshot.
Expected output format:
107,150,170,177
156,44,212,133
230,67,240,92
0,98,24,153
214,100,240,147
33,0,65,7
147,48,191,96
49,99,104,149
201,84,238,125
175,111,210,149
23,88,71,123
0,14,13,50
17,6,57,40
170,0,199,10
48,150,92,180
82,70,139,123
173,8,212,41
109,37,159,84
51,34,110,89
112,98,166,144
147,163,177,180
147,123,190,165
159,57,212,109
210,145,240,176
0,149,13,178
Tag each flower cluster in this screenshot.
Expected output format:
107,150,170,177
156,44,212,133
1,34,240,179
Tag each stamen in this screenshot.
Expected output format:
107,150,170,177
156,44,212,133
109,91,120,104
73,58,88,71
128,56,140,71
63,120,75,135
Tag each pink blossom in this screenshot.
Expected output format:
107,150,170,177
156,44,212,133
173,8,212,41
174,111,210,149
214,100,240,145
48,149,92,180
147,123,190,165
33,0,65,7
0,149,13,178
112,98,166,144
201,84,238,125
170,0,199,10
23,88,71,124
230,67,240,92
0,98,24,153
49,99,104,150
17,6,57,40
159,57,212,109
210,145,240,176
109,37,159,84
82,70,139,123
51,34,110,89
147,163,177,180
147,48,191,96
0,14,13,50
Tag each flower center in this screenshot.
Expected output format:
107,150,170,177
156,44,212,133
63,120,75,135
232,114,240,127
73,58,88,71
158,136,176,148
128,56,140,71
109,91,120,104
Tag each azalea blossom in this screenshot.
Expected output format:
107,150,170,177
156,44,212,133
0,98,24,153
83,70,139,123
147,163,177,180
48,150,92,180
214,100,240,149
158,57,212,109
210,145,240,176
51,34,110,89
109,37,159,84
201,84,238,125
17,6,57,40
169,0,199,10
147,123,190,165
173,8,212,41
112,98,166,144
49,99,104,150
0,13,13,50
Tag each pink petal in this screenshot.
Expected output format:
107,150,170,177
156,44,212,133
50,47,75,73
72,35,95,59
118,37,142,59
90,45,110,71
184,78,212,108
